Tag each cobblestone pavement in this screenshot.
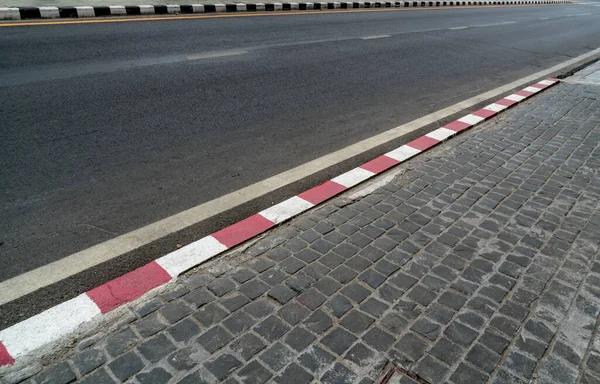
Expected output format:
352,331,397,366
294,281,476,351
8,80,600,384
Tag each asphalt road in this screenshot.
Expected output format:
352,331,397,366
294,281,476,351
1,3,600,324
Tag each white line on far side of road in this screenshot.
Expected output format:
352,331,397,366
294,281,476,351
186,50,248,60
1,46,600,306
449,26,468,29
360,35,392,40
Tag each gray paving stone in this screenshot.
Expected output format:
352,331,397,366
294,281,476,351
320,327,358,356
237,361,272,384
393,332,428,362
108,351,145,381
134,313,166,338
230,332,266,360
78,369,116,384
35,362,76,384
197,326,232,353
340,310,375,333
259,342,296,372
104,327,139,357
285,327,317,352
275,363,314,384
303,309,333,334
362,326,395,351
253,315,291,342
321,363,357,384
71,347,107,376
328,294,354,318
414,355,450,384
430,337,464,366
204,354,242,381
299,346,336,374
136,367,172,384
194,303,228,327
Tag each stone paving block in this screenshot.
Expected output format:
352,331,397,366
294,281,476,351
108,351,145,381
230,332,267,360
78,369,116,384
197,325,232,353
71,347,107,376
253,315,291,342
204,354,242,381
237,360,273,384
259,342,295,372
34,362,76,384
136,367,172,384
275,363,314,384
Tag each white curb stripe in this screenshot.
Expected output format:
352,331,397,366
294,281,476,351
0,295,100,359
39,6,59,18
484,103,508,112
426,127,456,141
523,86,542,93
156,236,228,277
191,4,205,12
385,145,422,162
259,196,314,224
109,5,126,14
332,167,376,188
138,5,155,14
505,94,527,101
538,79,556,86
458,114,485,125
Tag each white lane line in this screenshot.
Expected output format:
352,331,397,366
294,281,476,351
360,35,391,40
449,26,468,30
539,16,550,19
186,50,248,60
1,47,599,306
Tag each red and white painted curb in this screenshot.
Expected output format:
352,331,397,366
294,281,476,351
0,78,558,368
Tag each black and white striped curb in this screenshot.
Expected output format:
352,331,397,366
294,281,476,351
0,0,570,20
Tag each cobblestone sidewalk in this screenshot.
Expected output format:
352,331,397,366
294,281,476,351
8,79,600,384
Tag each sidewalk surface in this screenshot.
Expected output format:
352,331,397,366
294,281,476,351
7,72,600,384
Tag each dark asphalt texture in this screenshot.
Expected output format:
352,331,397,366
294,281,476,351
1,3,600,325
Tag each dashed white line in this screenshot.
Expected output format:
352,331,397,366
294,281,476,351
449,26,468,30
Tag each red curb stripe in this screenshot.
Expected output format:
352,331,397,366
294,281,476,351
471,108,497,119
406,135,440,150
515,89,533,97
297,180,347,205
360,155,400,174
495,98,518,107
531,82,546,89
212,214,275,248
444,120,472,132
0,342,15,366
86,261,172,313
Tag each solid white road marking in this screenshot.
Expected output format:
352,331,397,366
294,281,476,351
360,34,392,40
385,145,422,162
426,127,457,141
186,50,248,60
449,26,468,29
1,47,597,306
484,103,507,112
458,114,485,125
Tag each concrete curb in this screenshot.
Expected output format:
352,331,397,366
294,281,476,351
0,78,559,369
0,0,571,20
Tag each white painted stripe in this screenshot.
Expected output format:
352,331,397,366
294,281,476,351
538,79,555,85
138,5,155,14
458,114,485,125
319,1,329,8
333,2,342,8
215,3,227,11
156,236,228,277
167,4,181,13
39,6,60,18
191,4,205,12
75,6,95,17
523,86,541,93
236,3,247,10
274,2,283,10
259,196,314,224
0,294,100,359
484,103,507,112
290,2,300,9
109,5,126,15
360,35,392,40
385,145,421,162
305,2,315,8
332,168,376,188
450,26,468,29
505,93,526,101
426,127,456,141
255,3,266,10
0,7,20,20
